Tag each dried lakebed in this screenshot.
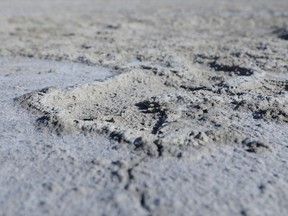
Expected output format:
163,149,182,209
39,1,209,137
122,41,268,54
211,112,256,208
0,32,287,216
1,0,288,214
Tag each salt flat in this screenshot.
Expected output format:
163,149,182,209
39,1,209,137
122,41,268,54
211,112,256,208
0,0,288,215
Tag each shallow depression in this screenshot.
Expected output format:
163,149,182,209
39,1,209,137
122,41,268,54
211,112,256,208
0,57,114,93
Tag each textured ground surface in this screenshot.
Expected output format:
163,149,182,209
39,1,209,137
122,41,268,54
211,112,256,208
0,0,288,215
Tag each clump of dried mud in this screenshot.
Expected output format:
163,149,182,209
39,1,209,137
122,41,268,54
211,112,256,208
16,56,287,157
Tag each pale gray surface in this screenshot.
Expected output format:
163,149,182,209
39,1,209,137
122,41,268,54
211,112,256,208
1,58,288,216
0,0,288,216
